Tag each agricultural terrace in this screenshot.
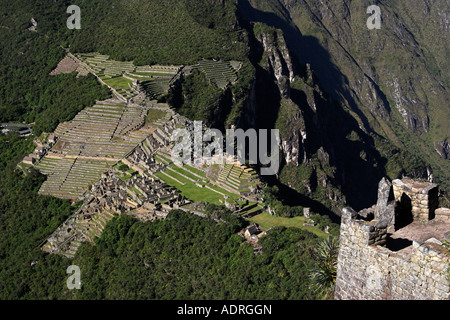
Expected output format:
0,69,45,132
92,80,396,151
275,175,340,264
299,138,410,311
36,157,116,199
193,59,238,89
153,149,264,216
35,96,154,199
75,53,182,101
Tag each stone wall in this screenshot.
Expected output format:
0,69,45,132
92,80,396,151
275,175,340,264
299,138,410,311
335,178,450,300
435,208,450,222
335,208,449,300
392,179,439,221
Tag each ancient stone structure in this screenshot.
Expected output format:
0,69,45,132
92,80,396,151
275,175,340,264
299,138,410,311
39,53,265,259
335,178,450,300
23,156,35,165
49,56,80,76
392,179,439,221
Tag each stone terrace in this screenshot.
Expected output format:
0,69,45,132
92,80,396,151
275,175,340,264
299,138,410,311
194,59,238,89
37,157,115,199
36,97,152,199
217,163,257,195
335,178,450,300
52,99,147,158
49,56,80,76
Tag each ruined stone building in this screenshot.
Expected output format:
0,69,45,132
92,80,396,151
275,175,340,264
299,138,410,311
335,178,449,300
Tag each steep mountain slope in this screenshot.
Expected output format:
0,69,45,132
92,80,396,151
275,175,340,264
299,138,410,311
0,0,250,129
237,0,449,207
1,0,447,214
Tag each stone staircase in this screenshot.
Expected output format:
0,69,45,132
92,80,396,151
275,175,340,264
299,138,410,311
216,163,256,194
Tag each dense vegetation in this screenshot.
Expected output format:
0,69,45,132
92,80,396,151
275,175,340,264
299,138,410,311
69,0,249,65
263,185,340,235
69,211,321,300
0,135,328,300
168,60,256,129
0,133,74,299
0,1,110,133
169,70,228,127
0,0,249,133
32,74,110,136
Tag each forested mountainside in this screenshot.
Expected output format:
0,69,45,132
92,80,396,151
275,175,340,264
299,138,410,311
1,0,448,213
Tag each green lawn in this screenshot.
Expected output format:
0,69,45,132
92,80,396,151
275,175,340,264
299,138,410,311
117,172,133,181
104,76,133,89
237,202,263,216
154,154,172,165
184,164,207,178
205,183,239,200
124,74,153,81
145,109,168,125
248,211,328,238
134,71,175,77
156,162,260,215
155,172,225,204
169,165,204,182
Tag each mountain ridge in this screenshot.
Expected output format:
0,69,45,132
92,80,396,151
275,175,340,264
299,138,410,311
236,0,449,206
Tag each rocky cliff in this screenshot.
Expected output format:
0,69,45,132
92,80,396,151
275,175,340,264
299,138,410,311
236,0,449,211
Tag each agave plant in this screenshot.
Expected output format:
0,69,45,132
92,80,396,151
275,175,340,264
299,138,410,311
309,237,339,298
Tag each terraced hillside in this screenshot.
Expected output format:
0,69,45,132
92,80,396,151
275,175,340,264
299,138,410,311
217,163,259,195
75,53,182,101
36,157,116,200
34,52,186,201
52,99,148,157
194,59,238,89
36,97,152,199
76,53,135,78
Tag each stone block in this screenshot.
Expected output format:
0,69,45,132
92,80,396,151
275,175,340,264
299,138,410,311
417,194,428,200
435,282,449,293
430,261,444,272
435,207,450,218
412,206,421,213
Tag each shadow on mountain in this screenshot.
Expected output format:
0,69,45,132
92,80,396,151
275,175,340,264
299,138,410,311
238,0,388,211
260,174,341,223
237,0,373,130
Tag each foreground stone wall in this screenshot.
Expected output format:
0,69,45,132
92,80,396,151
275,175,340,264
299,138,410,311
335,208,449,300
392,179,439,221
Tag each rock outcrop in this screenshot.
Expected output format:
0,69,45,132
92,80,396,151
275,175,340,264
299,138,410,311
374,177,396,232
254,27,295,98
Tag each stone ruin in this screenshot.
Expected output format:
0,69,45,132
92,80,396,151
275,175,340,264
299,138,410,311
27,18,37,32
39,53,262,258
238,223,271,256
41,153,188,258
335,177,450,300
